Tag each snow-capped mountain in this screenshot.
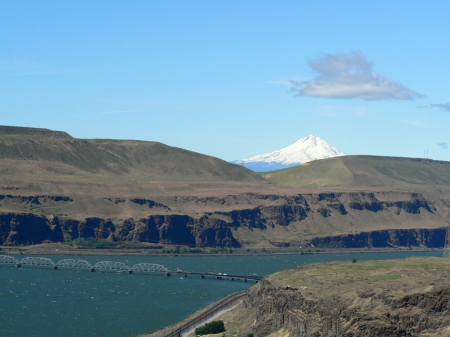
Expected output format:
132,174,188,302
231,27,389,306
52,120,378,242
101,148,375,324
232,134,345,172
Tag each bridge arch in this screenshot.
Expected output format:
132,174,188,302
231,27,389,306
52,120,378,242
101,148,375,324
131,263,168,273
56,259,92,269
0,255,19,265
20,257,55,267
92,261,130,271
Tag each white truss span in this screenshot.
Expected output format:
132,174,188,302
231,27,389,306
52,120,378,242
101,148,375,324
0,255,169,274
20,257,55,267
93,261,130,271
0,255,19,264
131,263,168,273
56,259,93,269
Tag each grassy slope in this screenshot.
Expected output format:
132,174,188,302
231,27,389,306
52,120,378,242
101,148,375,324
268,257,450,299
88,138,266,182
262,155,450,190
0,126,273,219
0,126,265,183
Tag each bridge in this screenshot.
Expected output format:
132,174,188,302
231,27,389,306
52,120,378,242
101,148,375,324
0,255,168,275
0,255,262,282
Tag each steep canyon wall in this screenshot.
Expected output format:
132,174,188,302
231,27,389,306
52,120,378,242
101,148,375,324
0,192,448,248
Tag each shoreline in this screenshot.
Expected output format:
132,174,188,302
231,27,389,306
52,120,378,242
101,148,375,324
139,291,247,337
0,244,441,257
181,301,242,337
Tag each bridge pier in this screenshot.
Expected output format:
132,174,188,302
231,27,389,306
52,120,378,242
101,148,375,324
201,274,204,279
231,277,234,281
128,270,133,274
16,263,21,268
90,268,95,272
53,265,58,270
166,272,171,276
184,273,187,278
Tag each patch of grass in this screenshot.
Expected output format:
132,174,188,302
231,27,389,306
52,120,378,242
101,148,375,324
262,157,352,188
268,257,450,300
263,155,450,189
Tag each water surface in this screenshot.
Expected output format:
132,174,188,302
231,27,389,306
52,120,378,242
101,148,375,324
0,251,441,337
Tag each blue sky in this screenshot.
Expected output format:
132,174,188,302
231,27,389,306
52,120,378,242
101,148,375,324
1,1,450,162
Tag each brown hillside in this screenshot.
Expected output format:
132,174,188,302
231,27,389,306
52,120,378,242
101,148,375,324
263,155,450,193
0,125,266,183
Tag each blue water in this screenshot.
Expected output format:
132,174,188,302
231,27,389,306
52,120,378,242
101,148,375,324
0,251,441,337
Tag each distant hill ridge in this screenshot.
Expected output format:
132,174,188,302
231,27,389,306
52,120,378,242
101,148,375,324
0,126,70,136
0,125,264,182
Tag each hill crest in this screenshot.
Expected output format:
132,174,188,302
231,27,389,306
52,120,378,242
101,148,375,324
0,125,265,183
262,155,450,191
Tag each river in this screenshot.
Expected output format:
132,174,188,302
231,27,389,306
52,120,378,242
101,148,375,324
0,250,442,337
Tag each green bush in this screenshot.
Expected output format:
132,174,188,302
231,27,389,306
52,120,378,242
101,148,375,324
195,320,225,335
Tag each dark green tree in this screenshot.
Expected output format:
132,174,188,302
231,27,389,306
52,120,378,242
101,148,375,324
195,320,225,335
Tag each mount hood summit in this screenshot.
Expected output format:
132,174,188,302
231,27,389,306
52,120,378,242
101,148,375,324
232,134,345,172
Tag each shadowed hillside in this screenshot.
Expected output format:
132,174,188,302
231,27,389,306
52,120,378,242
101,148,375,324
262,155,450,190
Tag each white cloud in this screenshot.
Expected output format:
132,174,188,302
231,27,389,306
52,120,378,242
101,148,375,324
431,102,450,111
290,51,424,101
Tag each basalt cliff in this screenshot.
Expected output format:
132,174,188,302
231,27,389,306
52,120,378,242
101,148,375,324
223,257,450,337
0,191,449,248
1,126,450,249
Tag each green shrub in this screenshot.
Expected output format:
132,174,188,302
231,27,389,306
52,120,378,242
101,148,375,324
195,320,225,336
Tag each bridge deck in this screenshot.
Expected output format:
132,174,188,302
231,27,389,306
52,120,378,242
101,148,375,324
176,271,262,280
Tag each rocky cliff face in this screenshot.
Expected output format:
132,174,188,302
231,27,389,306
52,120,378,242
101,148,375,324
244,280,450,337
0,213,63,245
241,259,450,337
310,228,446,248
0,191,447,248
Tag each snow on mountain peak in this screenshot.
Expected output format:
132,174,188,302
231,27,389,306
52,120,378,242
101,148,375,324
232,135,344,172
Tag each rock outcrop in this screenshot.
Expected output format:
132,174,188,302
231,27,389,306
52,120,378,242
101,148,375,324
0,213,63,245
240,258,450,337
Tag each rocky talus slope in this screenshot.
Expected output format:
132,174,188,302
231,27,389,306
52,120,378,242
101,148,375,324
233,258,450,337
